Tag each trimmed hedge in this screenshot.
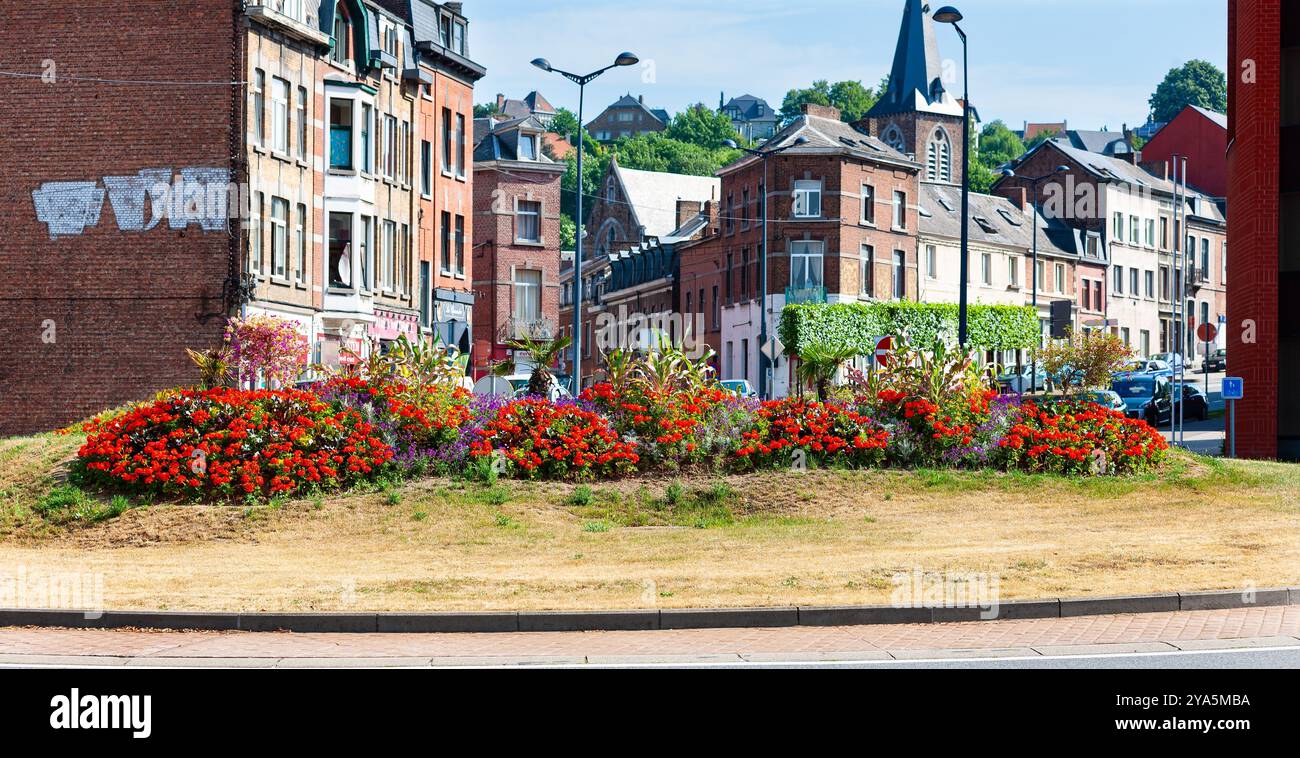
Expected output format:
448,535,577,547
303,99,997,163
779,301,1039,356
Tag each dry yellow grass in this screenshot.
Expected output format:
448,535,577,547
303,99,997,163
2,431,1298,612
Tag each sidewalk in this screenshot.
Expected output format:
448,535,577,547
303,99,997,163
2,606,1298,667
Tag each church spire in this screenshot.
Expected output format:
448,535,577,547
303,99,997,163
868,0,963,118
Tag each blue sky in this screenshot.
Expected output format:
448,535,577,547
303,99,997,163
467,0,1228,131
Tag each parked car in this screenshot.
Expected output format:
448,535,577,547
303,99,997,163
1201,349,1227,373
720,379,757,399
1080,389,1127,413
473,373,572,402
996,365,1049,394
1111,375,1173,426
1170,382,1210,421
1150,352,1185,372
1113,359,1173,379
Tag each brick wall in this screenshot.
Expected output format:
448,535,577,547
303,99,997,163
471,162,564,374
1226,0,1282,459
0,0,239,435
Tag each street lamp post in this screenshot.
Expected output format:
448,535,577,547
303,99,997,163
724,136,808,400
934,6,971,347
1001,165,1068,395
532,52,639,395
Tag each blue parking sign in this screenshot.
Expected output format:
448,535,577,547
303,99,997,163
1223,377,1244,401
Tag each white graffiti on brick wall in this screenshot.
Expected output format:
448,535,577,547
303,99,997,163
32,167,231,239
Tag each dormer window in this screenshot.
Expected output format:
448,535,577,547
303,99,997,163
331,2,353,67
439,15,451,47
452,20,466,55
518,132,537,161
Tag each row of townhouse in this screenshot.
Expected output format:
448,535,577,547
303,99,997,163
243,0,483,366
1,0,486,435
554,0,1229,398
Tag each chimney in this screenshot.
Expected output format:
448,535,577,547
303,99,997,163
676,199,703,231
702,200,719,236
638,94,644,105
446,2,463,13
1140,160,1169,180
496,93,506,110
992,185,1029,212
802,102,841,120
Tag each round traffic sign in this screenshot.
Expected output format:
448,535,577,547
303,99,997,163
1196,322,1218,343
874,336,893,367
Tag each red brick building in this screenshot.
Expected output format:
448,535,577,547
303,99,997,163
1141,104,1229,199
682,102,922,396
0,0,484,436
1226,0,1295,459
1,0,240,435
471,115,565,377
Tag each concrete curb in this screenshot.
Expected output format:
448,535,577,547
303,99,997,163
0,587,1293,634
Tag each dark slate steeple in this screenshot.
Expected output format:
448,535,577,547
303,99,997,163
868,0,963,118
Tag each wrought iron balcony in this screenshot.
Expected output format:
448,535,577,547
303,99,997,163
785,285,827,305
500,317,557,342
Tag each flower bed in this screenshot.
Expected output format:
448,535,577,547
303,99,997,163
469,398,640,480
735,399,889,470
580,383,748,468
72,388,393,498
996,400,1169,475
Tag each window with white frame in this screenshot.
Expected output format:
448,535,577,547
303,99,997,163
1113,264,1124,294
1129,267,1138,296
514,269,542,321
420,140,432,196
358,215,372,290
789,240,824,289
893,250,906,299
860,244,874,295
296,86,308,160
893,190,907,229
329,98,352,170
1129,215,1139,245
1112,212,1123,240
861,183,876,225
382,220,396,290
925,128,952,182
516,200,542,243
1145,218,1155,247
792,180,821,218
981,253,992,285
271,77,290,153
252,69,265,146
1054,263,1065,293
518,132,537,160
295,203,307,283
1145,270,1154,299
1008,256,1020,287
926,244,937,278
249,191,263,274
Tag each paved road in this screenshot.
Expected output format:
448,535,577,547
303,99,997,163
2,606,1297,669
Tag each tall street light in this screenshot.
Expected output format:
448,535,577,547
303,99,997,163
532,52,639,394
1001,165,1069,395
933,6,971,347
724,135,808,400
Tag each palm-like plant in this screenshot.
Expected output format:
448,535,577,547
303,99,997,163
795,345,859,402
600,348,636,394
881,340,977,405
498,334,573,398
186,347,231,390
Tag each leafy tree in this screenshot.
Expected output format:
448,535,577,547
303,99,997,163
1148,59,1227,123
559,135,611,224
1039,329,1132,395
612,133,740,176
977,120,1025,169
559,214,576,250
779,79,880,123
828,80,878,123
473,102,498,119
548,107,580,138
968,160,1000,193
666,104,748,149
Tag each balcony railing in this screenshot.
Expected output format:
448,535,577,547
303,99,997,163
785,285,827,305
500,317,556,342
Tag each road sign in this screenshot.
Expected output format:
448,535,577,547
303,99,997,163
1223,377,1244,401
1196,322,1218,344
874,336,894,367
760,336,784,362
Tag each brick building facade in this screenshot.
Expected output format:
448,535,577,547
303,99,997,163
0,0,483,436
1226,0,1294,459
471,115,566,377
